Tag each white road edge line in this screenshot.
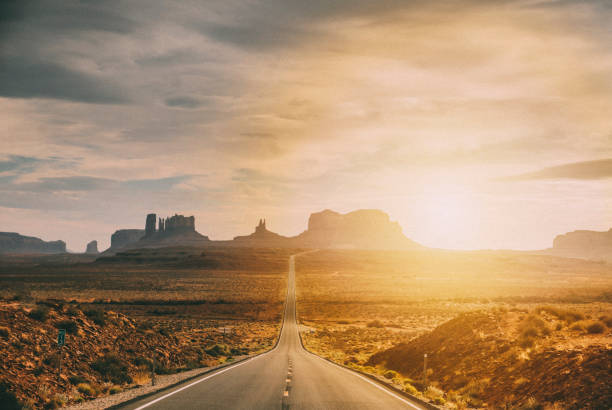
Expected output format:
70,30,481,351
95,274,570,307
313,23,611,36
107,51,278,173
133,351,272,410
308,352,423,410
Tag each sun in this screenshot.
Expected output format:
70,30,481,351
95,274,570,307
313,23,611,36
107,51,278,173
416,184,482,249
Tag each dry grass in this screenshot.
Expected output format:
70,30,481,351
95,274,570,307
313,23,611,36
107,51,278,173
295,249,612,409
0,247,292,408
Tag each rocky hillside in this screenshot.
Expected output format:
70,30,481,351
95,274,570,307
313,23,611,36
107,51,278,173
0,300,267,409
547,228,612,261
368,309,611,409
0,232,66,255
294,209,421,250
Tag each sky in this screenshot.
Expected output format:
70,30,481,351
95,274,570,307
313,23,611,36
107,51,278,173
1,0,611,252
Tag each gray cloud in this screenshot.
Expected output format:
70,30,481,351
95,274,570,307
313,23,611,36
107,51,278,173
0,0,134,36
0,155,42,173
165,96,204,109
0,57,129,104
499,159,612,181
0,175,196,194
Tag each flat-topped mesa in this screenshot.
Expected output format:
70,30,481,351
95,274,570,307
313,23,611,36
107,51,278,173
163,214,196,233
143,213,196,236
297,209,421,250
546,227,612,261
0,232,66,254
110,229,145,249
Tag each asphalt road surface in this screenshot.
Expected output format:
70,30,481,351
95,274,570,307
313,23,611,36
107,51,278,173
123,254,425,410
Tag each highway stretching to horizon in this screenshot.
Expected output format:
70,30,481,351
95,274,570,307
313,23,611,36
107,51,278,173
123,254,425,410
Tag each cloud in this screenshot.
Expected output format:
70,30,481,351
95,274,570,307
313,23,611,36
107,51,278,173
0,175,197,194
0,1,134,35
0,155,43,173
499,159,612,181
0,57,129,104
165,96,204,109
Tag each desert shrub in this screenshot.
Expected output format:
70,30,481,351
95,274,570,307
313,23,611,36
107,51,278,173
205,344,229,357
366,320,384,328
43,354,59,367
433,397,446,405
0,327,9,339
0,382,22,410
29,305,50,322
518,315,550,347
570,322,585,332
536,306,584,323
425,386,445,402
136,321,153,332
69,375,87,385
154,363,175,375
404,382,418,395
157,326,171,337
585,321,605,334
520,396,544,410
518,334,535,348
76,383,96,397
131,369,151,386
384,370,399,380
109,385,122,395
43,398,62,409
450,374,470,389
91,354,132,384
230,346,248,356
132,357,153,369
84,309,106,326
56,320,78,334
599,315,612,328
65,305,81,316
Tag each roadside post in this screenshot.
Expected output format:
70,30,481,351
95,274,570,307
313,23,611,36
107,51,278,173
57,329,66,377
152,354,156,386
423,353,428,388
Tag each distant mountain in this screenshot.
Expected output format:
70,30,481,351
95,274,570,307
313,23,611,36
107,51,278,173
294,209,421,250
0,232,66,254
545,228,612,261
105,209,421,253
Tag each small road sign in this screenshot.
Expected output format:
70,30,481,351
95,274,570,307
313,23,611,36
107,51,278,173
58,329,66,347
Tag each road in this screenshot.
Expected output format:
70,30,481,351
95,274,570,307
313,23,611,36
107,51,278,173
123,254,425,410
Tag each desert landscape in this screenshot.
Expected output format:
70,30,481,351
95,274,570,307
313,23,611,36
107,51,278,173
0,247,290,408
295,250,612,409
3,0,612,409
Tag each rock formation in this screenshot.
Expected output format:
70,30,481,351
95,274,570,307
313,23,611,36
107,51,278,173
0,232,66,254
105,209,421,252
145,213,157,236
294,209,421,250
233,218,287,242
163,214,196,233
85,240,99,254
110,229,145,249
546,228,612,261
